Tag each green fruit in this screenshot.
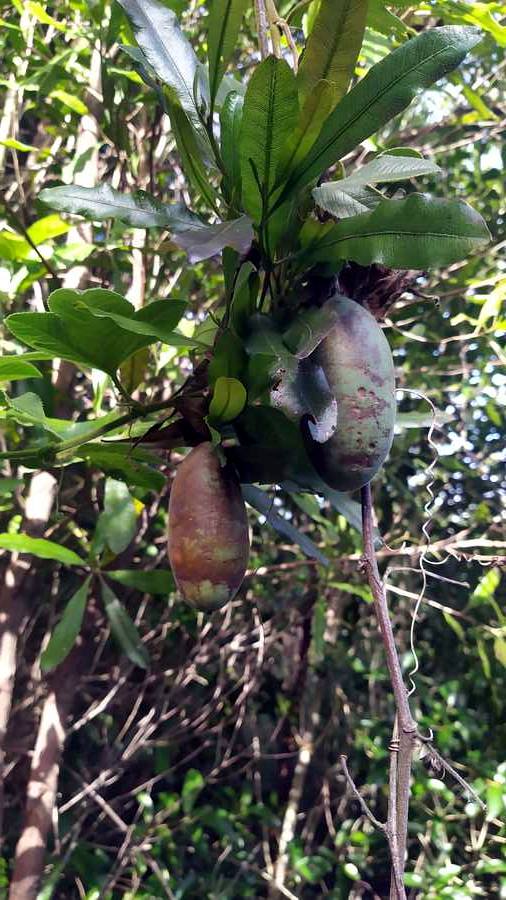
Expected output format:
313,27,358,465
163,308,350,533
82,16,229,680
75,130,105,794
167,442,249,610
303,296,396,491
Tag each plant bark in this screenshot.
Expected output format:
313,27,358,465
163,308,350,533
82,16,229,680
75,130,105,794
0,471,57,846
361,483,416,900
8,629,92,900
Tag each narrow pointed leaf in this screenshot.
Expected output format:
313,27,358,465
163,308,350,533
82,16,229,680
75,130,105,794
338,154,442,187
0,534,84,566
41,577,91,672
282,26,482,198
107,569,174,594
220,91,244,205
302,194,491,269
240,57,298,224
208,0,249,109
117,0,204,123
101,581,149,669
242,484,328,566
277,81,335,183
298,0,368,107
40,182,200,231
167,101,219,209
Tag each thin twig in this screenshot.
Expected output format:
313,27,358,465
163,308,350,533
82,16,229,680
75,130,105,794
416,736,485,810
339,756,386,832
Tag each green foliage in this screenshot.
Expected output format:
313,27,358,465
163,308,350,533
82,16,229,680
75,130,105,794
0,0,504,896
302,194,490,269
41,577,91,671
297,0,368,107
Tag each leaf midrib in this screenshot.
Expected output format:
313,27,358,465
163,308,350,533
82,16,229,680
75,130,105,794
294,33,468,188
317,228,483,250
209,0,233,104
303,0,355,89
122,0,197,116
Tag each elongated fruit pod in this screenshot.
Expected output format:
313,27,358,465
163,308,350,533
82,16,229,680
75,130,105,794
303,296,396,492
167,442,249,610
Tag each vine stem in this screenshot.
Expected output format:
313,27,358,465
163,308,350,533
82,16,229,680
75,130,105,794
361,483,417,900
254,0,270,59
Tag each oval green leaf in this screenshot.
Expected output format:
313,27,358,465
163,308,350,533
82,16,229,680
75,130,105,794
40,577,91,672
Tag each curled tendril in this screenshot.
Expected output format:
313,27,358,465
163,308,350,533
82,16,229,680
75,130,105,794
394,389,443,698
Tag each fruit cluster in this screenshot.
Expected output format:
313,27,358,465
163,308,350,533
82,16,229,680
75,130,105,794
168,297,395,609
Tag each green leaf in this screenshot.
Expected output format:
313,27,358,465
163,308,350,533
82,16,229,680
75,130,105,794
476,637,491,680
6,313,115,375
207,0,249,110
117,0,205,124
493,638,506,668
209,376,247,423
470,567,501,607
302,194,490,270
26,214,70,244
106,569,174,594
3,392,60,436
84,446,165,493
395,409,452,430
312,152,442,220
0,478,24,496
230,262,259,337
40,577,91,672
0,138,39,153
208,330,247,386
318,487,382,545
172,215,253,262
312,183,382,219
312,178,385,219
182,768,205,813
0,358,42,382
242,484,328,566
6,311,145,378
442,610,465,640
297,0,368,107
280,26,482,199
50,89,88,116
0,534,84,566
101,581,149,669
220,91,244,206
6,289,192,376
367,0,411,38
53,289,187,343
167,101,219,209
94,479,137,556
26,0,66,30
0,231,32,261
335,153,441,187
239,56,298,226
486,781,505,821
277,81,335,184
244,314,288,357
40,183,200,231
119,347,150,394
